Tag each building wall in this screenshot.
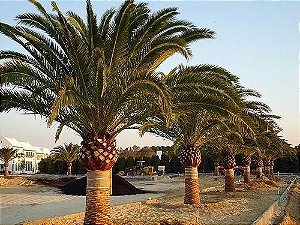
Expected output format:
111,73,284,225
0,136,50,174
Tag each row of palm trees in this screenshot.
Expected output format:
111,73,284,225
0,0,294,224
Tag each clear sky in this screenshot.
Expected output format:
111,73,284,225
0,0,299,149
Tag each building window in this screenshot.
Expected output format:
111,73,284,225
25,161,33,171
25,152,34,158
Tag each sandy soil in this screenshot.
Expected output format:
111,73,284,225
20,176,284,225
0,176,35,186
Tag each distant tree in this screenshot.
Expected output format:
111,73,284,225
38,158,47,173
54,160,68,174
139,146,156,158
151,155,160,171
153,146,174,157
72,160,87,174
126,156,135,168
38,158,86,174
51,143,80,175
0,147,17,177
274,157,298,173
114,156,126,173
169,155,182,173
144,156,151,167
160,154,170,172
274,148,299,173
135,156,143,162
132,145,141,152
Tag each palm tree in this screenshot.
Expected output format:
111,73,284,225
241,143,257,183
202,144,222,176
208,87,277,190
139,65,250,203
0,147,17,177
256,126,293,180
212,131,244,192
0,1,213,223
51,143,79,175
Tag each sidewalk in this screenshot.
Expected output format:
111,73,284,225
0,186,167,225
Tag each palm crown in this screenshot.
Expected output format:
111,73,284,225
0,0,214,143
51,143,79,163
0,147,17,164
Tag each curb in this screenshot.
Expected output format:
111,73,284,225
252,177,297,225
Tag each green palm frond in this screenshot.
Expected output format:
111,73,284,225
51,143,79,163
0,148,17,163
1,0,213,142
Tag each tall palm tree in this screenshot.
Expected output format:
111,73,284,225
51,143,79,175
202,144,222,176
0,147,17,177
241,141,257,183
0,1,213,223
139,65,251,203
256,126,293,179
208,87,277,190
212,131,244,192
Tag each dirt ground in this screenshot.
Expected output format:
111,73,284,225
0,176,35,186
19,175,287,225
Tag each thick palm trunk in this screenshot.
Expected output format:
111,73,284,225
269,166,274,179
84,170,111,225
214,164,220,176
269,160,274,179
184,167,200,204
243,156,251,183
67,162,72,176
244,166,250,183
179,145,201,205
223,153,235,192
265,166,271,178
256,159,263,179
80,133,118,225
4,162,9,178
256,167,263,179
264,159,271,179
225,168,235,192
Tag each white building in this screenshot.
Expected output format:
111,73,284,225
0,136,51,174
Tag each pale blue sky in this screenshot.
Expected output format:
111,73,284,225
0,0,299,149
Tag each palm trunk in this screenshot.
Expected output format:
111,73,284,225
269,160,274,179
80,133,118,225
265,165,271,178
67,162,72,176
225,168,235,192
269,166,274,179
84,170,112,225
214,164,220,176
243,166,250,183
223,153,235,192
4,162,9,178
184,167,200,204
256,159,263,179
179,145,201,205
243,155,251,183
256,167,262,179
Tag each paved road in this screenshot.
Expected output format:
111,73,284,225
0,179,180,225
